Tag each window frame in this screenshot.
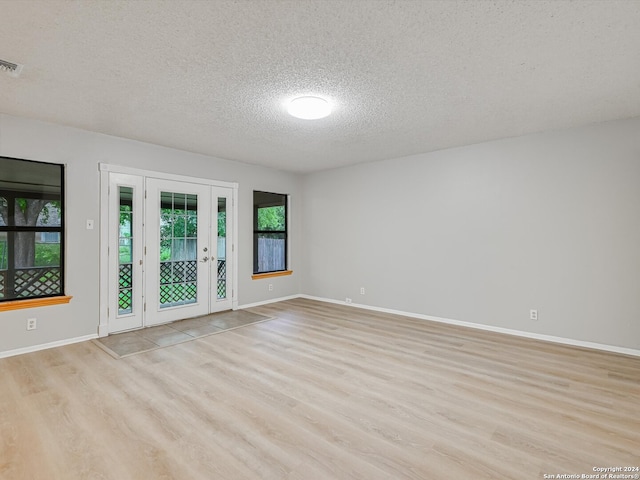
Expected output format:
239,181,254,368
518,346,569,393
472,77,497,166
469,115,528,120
0,156,66,303
253,190,288,275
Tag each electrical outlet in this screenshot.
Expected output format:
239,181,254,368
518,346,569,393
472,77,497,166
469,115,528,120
345,298,352,304
268,284,273,291
360,287,365,295
27,318,37,330
530,309,538,321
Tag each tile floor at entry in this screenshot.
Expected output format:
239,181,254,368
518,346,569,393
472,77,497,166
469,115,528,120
94,310,272,358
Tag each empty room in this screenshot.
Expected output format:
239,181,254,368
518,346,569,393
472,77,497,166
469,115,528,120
1,1,639,479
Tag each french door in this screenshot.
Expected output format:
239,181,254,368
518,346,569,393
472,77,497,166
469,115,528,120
106,172,234,334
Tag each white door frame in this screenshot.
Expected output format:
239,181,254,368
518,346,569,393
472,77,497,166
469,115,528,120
98,163,238,337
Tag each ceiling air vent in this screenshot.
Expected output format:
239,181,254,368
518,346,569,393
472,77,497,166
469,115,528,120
0,59,24,77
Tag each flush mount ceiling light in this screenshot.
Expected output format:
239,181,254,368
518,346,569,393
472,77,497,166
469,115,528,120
287,96,331,120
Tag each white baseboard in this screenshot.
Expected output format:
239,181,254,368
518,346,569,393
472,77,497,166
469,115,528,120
98,324,109,338
299,295,640,358
0,334,98,359
237,294,301,310
4,295,638,359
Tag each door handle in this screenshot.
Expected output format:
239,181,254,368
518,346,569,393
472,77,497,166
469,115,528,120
200,256,209,262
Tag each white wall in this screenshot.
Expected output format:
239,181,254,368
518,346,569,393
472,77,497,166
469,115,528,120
0,113,300,354
301,117,640,350
2,112,639,356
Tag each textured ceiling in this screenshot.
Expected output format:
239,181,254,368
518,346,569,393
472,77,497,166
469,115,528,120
1,0,639,173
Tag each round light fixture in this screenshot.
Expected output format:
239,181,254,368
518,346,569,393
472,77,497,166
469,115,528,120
287,96,331,120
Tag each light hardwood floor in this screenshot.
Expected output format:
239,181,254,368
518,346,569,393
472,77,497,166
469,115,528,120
1,298,638,479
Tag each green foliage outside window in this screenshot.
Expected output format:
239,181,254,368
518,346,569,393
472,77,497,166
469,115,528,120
34,244,60,266
257,206,285,231
0,198,62,269
218,211,226,237
119,205,133,263
116,202,226,264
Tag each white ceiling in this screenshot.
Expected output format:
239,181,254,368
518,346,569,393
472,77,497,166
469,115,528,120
1,0,639,173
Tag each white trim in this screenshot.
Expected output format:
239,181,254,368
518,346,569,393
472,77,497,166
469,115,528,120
0,334,98,359
299,294,345,306
98,163,238,189
238,294,300,310
232,188,239,310
99,163,240,334
98,324,109,337
298,295,640,358
98,167,109,337
6,296,637,359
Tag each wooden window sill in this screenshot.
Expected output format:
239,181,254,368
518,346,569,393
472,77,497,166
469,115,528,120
252,270,293,280
0,296,73,312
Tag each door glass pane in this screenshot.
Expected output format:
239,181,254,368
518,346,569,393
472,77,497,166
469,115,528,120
118,187,133,315
159,191,198,308
217,197,226,300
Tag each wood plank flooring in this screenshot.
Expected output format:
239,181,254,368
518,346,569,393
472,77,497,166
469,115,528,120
1,298,638,479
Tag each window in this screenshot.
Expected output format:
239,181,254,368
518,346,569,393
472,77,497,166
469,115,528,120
0,157,64,302
253,191,287,274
